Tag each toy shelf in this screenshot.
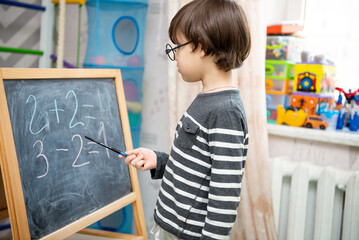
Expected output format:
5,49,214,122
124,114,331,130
267,123,359,147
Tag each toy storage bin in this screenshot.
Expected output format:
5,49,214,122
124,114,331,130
265,60,294,79
121,68,144,147
266,36,303,62
88,204,133,234
266,78,293,94
267,106,278,123
130,127,141,148
267,93,292,109
84,0,148,68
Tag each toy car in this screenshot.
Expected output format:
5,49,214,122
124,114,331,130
304,115,328,130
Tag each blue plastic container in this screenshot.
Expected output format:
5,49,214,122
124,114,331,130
84,0,148,234
84,0,148,69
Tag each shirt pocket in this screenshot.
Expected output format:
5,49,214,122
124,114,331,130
176,118,199,149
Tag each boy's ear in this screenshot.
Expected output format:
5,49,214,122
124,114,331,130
196,42,206,58
200,49,206,58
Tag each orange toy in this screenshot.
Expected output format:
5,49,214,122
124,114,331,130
291,93,335,115
304,115,328,130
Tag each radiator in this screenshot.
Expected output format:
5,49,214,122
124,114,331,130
271,156,359,240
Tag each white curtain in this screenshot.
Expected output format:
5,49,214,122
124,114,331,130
230,0,276,239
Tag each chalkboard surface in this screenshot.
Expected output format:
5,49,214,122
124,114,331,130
4,78,132,239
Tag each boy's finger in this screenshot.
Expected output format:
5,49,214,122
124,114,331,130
130,154,143,167
125,149,140,156
124,155,136,165
136,160,145,169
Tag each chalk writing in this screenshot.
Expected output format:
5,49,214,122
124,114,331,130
33,140,49,178
26,95,49,135
97,89,111,112
24,89,116,178
71,134,89,167
98,121,110,159
66,90,85,129
49,99,64,123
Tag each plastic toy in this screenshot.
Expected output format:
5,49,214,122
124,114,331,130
335,87,359,106
294,63,336,94
348,111,359,131
354,95,359,104
348,111,359,132
291,94,317,114
335,94,343,110
303,115,328,130
291,92,334,115
321,110,339,130
336,109,347,130
317,103,328,114
276,105,307,127
296,71,316,92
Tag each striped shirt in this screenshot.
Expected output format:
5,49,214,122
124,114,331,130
151,90,249,240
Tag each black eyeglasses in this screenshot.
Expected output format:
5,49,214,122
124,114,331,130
165,41,192,61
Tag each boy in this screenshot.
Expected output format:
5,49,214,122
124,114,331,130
121,0,251,239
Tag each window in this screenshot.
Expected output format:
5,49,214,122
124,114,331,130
304,0,359,91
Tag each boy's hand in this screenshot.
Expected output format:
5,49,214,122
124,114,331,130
119,147,157,171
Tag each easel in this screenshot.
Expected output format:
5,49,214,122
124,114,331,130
0,68,147,240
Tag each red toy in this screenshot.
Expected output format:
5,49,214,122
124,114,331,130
335,87,359,105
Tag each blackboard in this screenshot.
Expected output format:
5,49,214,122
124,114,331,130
0,69,147,240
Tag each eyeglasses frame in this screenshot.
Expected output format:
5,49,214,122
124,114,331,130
165,41,192,61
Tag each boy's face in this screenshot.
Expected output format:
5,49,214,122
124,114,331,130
175,33,204,83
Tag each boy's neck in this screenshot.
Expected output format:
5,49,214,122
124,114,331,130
201,67,234,93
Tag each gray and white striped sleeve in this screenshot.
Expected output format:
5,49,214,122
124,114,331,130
151,151,169,179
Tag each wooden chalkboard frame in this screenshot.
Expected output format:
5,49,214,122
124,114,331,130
0,68,147,240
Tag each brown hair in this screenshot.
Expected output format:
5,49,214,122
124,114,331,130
169,0,251,72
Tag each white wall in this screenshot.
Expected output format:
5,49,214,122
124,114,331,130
264,0,305,25
268,133,359,170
